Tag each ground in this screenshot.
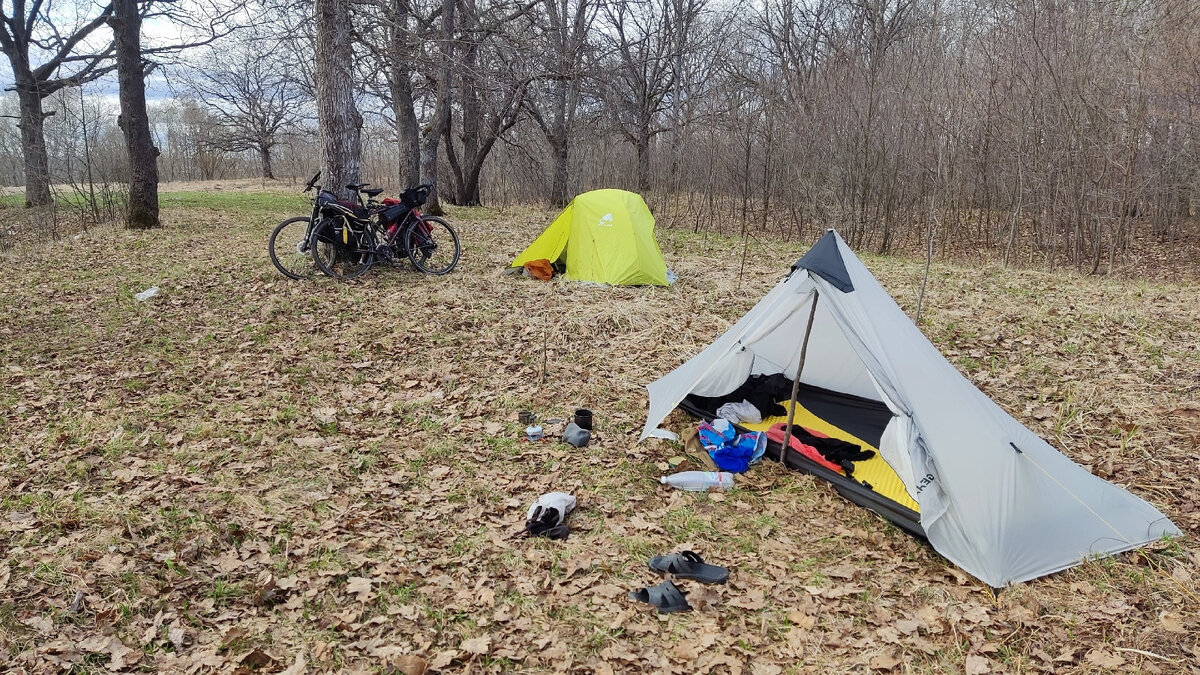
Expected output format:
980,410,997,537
1,186,1198,674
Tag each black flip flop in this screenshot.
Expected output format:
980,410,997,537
627,579,692,613
648,550,730,584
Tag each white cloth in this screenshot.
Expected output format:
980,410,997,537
716,400,762,424
525,492,577,526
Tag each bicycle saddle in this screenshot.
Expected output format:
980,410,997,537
362,187,384,197
346,183,369,191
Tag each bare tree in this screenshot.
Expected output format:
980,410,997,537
523,0,595,205
181,37,306,179
594,0,710,194
442,0,533,206
0,0,116,206
356,0,421,187
595,0,675,193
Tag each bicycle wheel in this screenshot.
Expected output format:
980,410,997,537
310,218,375,280
405,216,460,275
268,216,318,280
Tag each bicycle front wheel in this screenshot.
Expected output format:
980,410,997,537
405,216,460,275
310,218,375,281
268,216,318,280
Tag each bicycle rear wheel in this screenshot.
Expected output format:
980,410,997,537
268,216,318,280
310,218,375,280
405,216,460,275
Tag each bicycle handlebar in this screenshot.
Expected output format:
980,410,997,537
304,171,321,192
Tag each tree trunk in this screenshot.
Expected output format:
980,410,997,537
15,83,53,207
260,145,275,179
456,0,481,206
548,68,573,206
635,129,651,193
389,0,420,187
550,139,569,206
315,0,363,200
391,71,420,187
111,0,161,230
421,0,457,216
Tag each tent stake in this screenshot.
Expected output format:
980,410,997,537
781,290,820,461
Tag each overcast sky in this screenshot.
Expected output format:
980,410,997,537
0,3,249,102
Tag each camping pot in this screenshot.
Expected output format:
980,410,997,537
573,409,593,430
518,411,536,425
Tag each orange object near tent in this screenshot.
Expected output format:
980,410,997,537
523,258,555,280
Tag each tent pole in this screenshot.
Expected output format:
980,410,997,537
781,290,820,461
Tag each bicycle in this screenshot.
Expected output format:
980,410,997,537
268,172,385,280
308,183,461,280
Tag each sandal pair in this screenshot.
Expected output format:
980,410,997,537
627,551,730,614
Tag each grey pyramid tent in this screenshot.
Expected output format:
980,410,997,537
642,230,1180,587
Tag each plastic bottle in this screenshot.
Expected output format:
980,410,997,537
134,286,160,302
660,471,734,491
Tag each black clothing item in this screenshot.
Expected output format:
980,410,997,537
788,425,875,462
786,425,875,476
525,506,569,540
685,373,794,419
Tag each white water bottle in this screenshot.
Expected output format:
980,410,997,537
660,471,734,491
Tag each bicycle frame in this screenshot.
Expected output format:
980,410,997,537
382,208,430,251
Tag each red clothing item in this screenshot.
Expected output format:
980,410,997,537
766,423,845,475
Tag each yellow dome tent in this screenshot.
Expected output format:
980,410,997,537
510,189,671,286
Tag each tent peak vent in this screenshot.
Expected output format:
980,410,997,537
793,230,854,293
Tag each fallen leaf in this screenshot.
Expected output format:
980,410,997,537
212,550,242,573
393,654,429,675
869,651,901,670
167,622,188,652
1084,648,1125,668
965,654,991,674
1053,647,1076,663
238,648,277,670
346,576,374,602
279,652,307,675
728,588,766,610
1159,612,1186,633
77,635,142,671
252,573,279,606
826,564,857,579
461,635,490,655
787,610,816,630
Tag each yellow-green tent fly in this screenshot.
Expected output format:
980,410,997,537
510,189,672,286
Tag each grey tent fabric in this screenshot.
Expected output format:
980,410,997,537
643,230,1180,587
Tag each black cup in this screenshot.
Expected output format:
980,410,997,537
573,409,593,430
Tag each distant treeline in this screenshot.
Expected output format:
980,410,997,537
1,0,1196,271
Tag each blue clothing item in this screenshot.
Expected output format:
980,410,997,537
698,422,766,473
697,420,735,452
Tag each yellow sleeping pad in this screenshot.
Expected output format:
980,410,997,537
740,402,919,513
